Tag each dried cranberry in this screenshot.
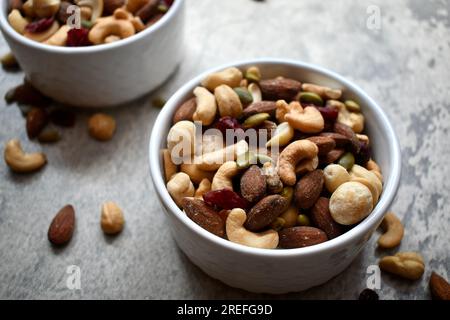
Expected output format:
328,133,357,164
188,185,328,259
66,28,90,47
203,189,250,210
162,0,174,6
317,107,339,121
215,116,242,135
358,288,379,300
50,109,76,127
25,18,54,33
355,141,371,166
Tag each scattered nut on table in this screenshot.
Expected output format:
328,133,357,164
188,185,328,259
4,139,47,173
88,113,116,141
101,201,125,235
379,252,425,280
377,212,404,249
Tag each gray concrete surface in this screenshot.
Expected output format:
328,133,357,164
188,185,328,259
0,0,449,299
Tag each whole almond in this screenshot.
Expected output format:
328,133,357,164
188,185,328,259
26,107,48,139
242,101,277,117
320,132,351,147
333,123,361,154
295,170,324,209
306,136,336,155
48,205,75,245
172,97,196,124
135,0,159,22
279,226,328,248
320,148,345,165
245,195,288,231
259,78,302,101
181,198,225,237
429,272,450,300
310,197,343,239
240,165,267,203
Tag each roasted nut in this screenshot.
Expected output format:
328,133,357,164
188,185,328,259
201,67,243,92
196,140,248,171
162,149,178,182
311,197,343,239
88,113,116,141
306,136,336,155
329,99,364,133
351,177,378,207
22,0,34,17
294,170,324,209
379,252,425,280
126,0,147,13
44,24,70,46
377,212,404,249
278,140,319,186
180,163,214,185
181,197,225,237
429,272,450,300
194,178,211,199
167,172,195,207
279,226,327,248
323,164,350,193
245,195,288,231
26,107,48,139
320,132,351,148
135,0,159,22
9,0,23,10
244,66,261,82
243,101,277,118
33,0,61,18
333,122,361,153
285,104,324,133
24,20,60,42
263,161,283,194
214,84,243,118
345,100,361,113
101,201,124,234
259,78,302,101
329,181,373,225
350,164,382,201
338,152,355,171
298,92,324,106
366,159,381,173
295,155,319,175
9,9,29,34
48,204,75,245
192,86,217,125
103,0,125,15
240,165,266,203
167,120,195,160
4,139,47,173
320,148,345,165
211,161,240,191
38,127,61,143
88,16,135,44
243,113,270,128
75,0,104,22
266,122,294,147
301,83,342,100
247,83,262,102
233,87,253,105
226,208,278,249
173,97,196,124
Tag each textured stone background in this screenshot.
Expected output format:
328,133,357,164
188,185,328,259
0,0,449,299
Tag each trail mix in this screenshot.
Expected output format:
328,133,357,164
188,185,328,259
6,0,173,46
164,66,384,249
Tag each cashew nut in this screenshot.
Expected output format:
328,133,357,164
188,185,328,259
196,140,248,171
44,25,70,46
379,252,424,280
295,156,318,175
24,20,59,42
356,133,370,145
329,181,373,225
192,86,217,125
166,172,195,207
275,100,292,123
247,83,262,103
180,163,214,185
23,1,35,17
226,208,279,249
4,139,47,173
33,0,61,18
75,0,104,22
263,161,283,194
194,179,211,199
201,67,243,92
214,84,243,118
327,99,364,133
367,159,381,173
211,161,240,191
8,9,30,34
167,120,195,163
266,122,294,148
323,164,350,193
378,212,404,249
126,0,148,13
277,140,318,186
201,133,223,154
351,177,378,207
285,105,324,133
350,164,382,203
88,17,135,44
301,83,342,100
162,149,178,182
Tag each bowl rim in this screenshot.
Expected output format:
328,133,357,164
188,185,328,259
149,58,401,257
0,0,183,54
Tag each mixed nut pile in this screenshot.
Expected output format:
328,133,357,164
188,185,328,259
164,66,384,250
6,0,173,46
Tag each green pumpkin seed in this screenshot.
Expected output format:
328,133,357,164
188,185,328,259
244,66,261,82
299,92,324,106
233,87,253,105
297,214,311,226
243,113,270,128
345,100,361,112
158,4,169,13
236,151,257,169
280,187,294,204
81,20,93,29
338,152,355,171
270,217,286,231
256,153,272,165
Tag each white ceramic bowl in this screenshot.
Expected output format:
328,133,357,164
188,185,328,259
0,0,185,107
149,59,401,294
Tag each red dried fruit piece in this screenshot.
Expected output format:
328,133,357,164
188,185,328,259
66,28,90,47
50,109,76,127
215,116,243,135
317,106,339,121
25,18,54,33
203,189,249,210
355,141,371,167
